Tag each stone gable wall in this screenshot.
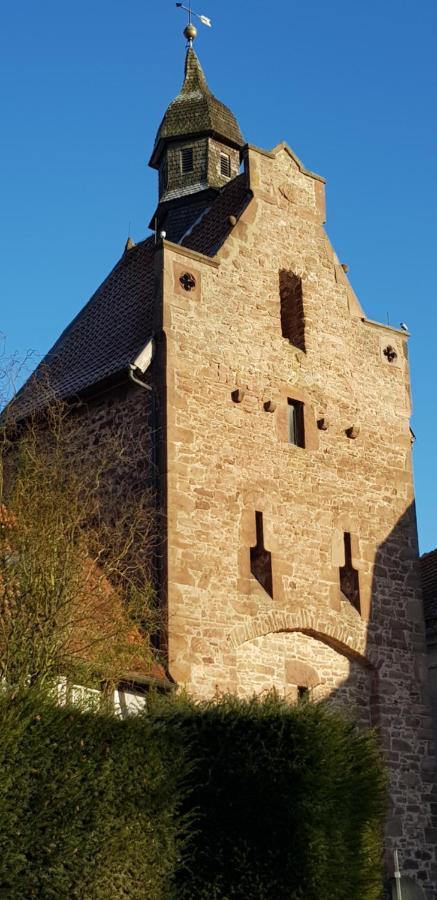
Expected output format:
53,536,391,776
160,144,437,894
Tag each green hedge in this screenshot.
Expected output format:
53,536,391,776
0,690,386,899
169,694,386,900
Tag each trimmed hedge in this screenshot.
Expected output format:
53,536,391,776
169,694,386,900
0,689,190,899
0,691,386,899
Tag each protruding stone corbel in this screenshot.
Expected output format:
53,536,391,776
263,400,277,413
346,425,360,440
317,417,330,431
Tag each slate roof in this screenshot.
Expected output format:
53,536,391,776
182,172,250,256
421,550,437,638
11,172,252,419
150,48,245,168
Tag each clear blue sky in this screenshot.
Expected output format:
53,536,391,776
1,0,436,550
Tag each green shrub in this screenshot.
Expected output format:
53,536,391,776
0,690,386,899
167,694,386,900
0,688,190,899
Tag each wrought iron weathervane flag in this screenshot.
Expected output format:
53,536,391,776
176,3,212,45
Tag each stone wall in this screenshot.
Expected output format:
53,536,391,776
159,143,437,894
70,376,160,592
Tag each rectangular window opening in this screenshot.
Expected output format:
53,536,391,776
220,152,231,178
288,399,305,448
181,147,194,174
297,686,309,703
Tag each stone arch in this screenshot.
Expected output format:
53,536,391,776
227,608,377,669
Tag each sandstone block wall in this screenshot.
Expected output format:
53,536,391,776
159,143,437,894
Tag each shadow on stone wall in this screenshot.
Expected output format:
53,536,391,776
327,502,436,899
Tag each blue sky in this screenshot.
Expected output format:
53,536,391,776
1,0,436,550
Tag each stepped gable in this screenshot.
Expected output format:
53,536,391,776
421,549,437,637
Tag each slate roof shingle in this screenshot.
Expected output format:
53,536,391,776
11,172,252,418
150,49,245,168
421,549,437,638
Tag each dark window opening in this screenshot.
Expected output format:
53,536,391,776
250,511,273,598
339,532,360,613
279,270,305,351
288,399,305,448
297,686,309,703
220,152,231,178
181,147,194,174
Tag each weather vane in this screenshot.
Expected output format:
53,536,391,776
176,3,212,46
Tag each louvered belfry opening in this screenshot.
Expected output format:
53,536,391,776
180,146,194,174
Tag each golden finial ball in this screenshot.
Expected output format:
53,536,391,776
184,23,197,42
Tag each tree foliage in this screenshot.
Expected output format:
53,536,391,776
0,366,160,690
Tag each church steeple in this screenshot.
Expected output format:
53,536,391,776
149,47,245,235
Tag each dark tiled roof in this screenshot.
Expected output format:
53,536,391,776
182,172,251,256
11,238,156,419
150,49,244,167
161,196,212,244
421,550,437,637
11,173,252,417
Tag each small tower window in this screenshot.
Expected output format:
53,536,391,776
288,399,305,448
180,147,194,174
220,152,231,178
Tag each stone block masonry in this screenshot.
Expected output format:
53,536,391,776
158,143,437,896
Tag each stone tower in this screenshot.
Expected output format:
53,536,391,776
15,41,437,897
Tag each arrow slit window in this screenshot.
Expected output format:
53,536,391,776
339,532,360,613
250,512,273,598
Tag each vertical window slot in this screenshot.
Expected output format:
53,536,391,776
288,399,305,448
181,147,194,174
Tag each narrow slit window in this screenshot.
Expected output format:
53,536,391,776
288,399,305,448
339,532,360,613
220,152,231,178
250,511,273,598
180,147,194,174
279,270,305,351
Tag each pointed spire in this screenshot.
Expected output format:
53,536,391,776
124,236,136,252
149,47,244,169
181,47,210,95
